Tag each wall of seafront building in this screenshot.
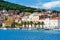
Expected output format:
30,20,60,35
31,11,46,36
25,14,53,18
39,18,59,29
58,20,60,29
27,12,60,29
49,20,58,29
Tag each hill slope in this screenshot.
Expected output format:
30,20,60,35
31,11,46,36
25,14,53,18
0,0,59,13
0,0,42,12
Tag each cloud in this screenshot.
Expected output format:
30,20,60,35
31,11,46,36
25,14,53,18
27,5,39,8
42,1,60,9
26,0,60,11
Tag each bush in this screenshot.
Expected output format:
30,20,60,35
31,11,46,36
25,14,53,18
5,26,9,28
11,23,16,28
0,23,2,27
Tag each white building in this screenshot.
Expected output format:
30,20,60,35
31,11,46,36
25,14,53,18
39,18,60,29
28,13,60,29
29,13,40,21
58,19,60,28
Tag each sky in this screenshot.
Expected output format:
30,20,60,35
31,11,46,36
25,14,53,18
4,0,60,11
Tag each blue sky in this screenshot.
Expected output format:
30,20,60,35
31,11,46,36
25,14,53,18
4,0,60,11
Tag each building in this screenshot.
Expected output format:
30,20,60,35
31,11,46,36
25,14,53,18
29,13,40,21
39,18,60,29
28,12,60,29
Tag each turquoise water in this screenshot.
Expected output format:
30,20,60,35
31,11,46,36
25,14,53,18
0,30,60,40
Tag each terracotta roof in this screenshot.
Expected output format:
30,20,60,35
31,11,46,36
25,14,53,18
49,18,60,20
40,18,45,20
39,18,60,20
8,10,15,13
58,18,60,20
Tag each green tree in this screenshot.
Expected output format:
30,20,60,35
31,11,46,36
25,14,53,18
23,21,26,29
30,21,33,28
0,0,4,1
34,23,37,28
0,0,44,13
37,22,41,28
26,21,29,29
0,23,2,27
41,21,44,29
11,21,16,28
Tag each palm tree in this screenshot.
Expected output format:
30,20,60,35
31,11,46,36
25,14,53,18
37,22,41,28
21,21,23,26
23,21,26,29
30,21,33,28
34,22,37,28
0,23,2,28
11,21,16,28
26,21,29,29
41,21,44,29
17,22,23,29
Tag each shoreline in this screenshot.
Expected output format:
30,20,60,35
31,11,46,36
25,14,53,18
0,28,60,30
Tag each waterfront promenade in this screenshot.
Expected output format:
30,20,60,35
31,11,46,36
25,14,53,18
0,9,60,30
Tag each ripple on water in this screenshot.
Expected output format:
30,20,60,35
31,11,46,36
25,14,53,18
0,30,60,40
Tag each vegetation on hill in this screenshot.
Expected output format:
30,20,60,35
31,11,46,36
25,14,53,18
0,0,59,13
0,0,42,13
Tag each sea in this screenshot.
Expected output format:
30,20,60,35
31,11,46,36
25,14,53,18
0,29,60,40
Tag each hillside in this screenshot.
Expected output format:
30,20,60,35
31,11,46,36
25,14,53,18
0,0,59,13
0,0,42,12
